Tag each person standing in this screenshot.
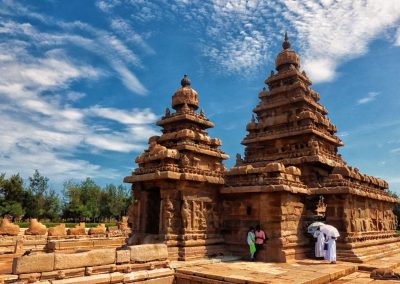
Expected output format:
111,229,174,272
324,236,337,264
255,225,266,260
247,226,256,261
313,227,325,259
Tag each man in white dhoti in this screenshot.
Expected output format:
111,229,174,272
324,236,336,264
313,228,325,258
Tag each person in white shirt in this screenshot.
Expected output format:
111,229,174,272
324,236,337,264
313,227,325,258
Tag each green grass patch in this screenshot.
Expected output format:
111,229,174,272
15,222,117,228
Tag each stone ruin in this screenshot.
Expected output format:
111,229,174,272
124,34,400,263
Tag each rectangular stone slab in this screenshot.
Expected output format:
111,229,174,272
130,244,168,262
54,248,116,270
12,253,55,274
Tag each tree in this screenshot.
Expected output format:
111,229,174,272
62,178,101,222
102,184,131,220
43,189,61,221
0,174,26,220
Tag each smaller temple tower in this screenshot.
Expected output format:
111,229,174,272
124,75,228,260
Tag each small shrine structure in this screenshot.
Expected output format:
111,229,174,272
124,75,228,260
125,34,399,263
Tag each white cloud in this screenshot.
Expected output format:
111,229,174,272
112,62,148,95
357,92,380,105
66,91,86,101
110,18,155,54
283,0,400,83
0,3,157,182
88,106,156,125
97,0,400,83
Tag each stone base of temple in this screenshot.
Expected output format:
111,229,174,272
168,244,228,261
337,235,400,263
164,233,227,261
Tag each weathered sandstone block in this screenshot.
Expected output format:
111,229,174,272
54,248,116,270
265,162,285,173
48,223,66,237
332,166,351,176
130,244,168,262
67,222,86,235
116,249,130,263
12,252,55,274
285,166,301,176
50,274,111,284
329,174,343,180
0,218,20,236
25,218,47,235
88,224,106,235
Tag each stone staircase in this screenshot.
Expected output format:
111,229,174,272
337,239,400,263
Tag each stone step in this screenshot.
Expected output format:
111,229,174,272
337,245,400,264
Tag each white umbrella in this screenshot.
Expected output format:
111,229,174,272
320,224,340,238
307,222,324,234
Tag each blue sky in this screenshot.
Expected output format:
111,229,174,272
0,0,400,192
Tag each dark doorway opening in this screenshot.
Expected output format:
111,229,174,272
145,188,161,234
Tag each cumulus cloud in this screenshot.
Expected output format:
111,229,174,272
357,92,380,105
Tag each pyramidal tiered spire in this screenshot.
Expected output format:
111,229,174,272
126,74,228,183
124,75,228,260
240,33,343,173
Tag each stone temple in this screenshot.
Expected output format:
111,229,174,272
124,33,400,263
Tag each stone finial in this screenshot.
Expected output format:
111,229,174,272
165,107,171,117
270,70,274,76
200,108,205,117
282,31,291,50
251,114,255,123
181,74,191,87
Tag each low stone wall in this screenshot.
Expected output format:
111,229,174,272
10,244,172,283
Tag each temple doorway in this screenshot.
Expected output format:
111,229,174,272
145,188,161,234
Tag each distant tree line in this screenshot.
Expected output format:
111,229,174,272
0,170,131,222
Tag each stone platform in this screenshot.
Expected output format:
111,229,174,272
175,260,357,283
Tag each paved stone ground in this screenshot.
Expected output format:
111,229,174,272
3,254,400,283
176,259,358,283
358,254,400,272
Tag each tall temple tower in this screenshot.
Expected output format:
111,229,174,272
242,32,344,183
124,75,228,260
222,33,399,262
